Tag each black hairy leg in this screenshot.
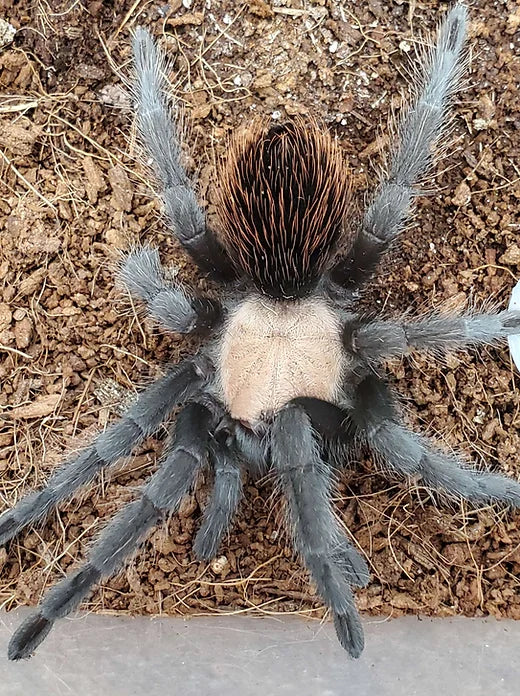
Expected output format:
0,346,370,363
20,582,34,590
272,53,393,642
119,246,222,334
342,310,520,365
193,432,243,561
329,4,467,292
0,357,212,547
8,403,216,661
270,401,369,658
132,28,236,282
351,374,520,507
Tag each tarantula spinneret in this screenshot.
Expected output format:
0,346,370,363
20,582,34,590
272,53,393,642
3,3,520,661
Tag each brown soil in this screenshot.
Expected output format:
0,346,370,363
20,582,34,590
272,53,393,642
1,0,520,628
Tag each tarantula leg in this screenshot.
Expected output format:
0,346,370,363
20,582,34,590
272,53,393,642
330,4,468,291
193,435,243,561
343,310,520,364
290,397,354,443
8,403,215,661
352,374,520,507
132,28,236,281
230,423,271,478
0,356,212,547
119,246,222,333
271,403,368,659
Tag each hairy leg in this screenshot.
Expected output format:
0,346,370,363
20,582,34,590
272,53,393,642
193,434,243,561
8,403,215,661
343,310,520,364
330,4,467,291
132,28,235,281
271,403,369,658
0,356,212,546
351,374,520,507
192,399,356,561
229,422,270,478
119,246,221,333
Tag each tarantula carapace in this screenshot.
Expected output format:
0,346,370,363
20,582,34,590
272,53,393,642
3,3,520,661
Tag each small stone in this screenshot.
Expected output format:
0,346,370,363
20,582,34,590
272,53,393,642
0,117,41,157
0,18,16,47
473,118,489,131
452,181,471,206
19,267,46,297
7,393,61,420
108,164,133,212
178,494,197,519
98,84,131,109
210,556,229,575
249,0,274,18
166,11,203,27
478,94,496,121
506,8,520,34
0,303,12,330
499,244,520,266
104,227,128,250
253,71,273,90
14,316,33,349
83,156,106,204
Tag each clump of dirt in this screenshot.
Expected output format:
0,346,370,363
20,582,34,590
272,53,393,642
1,0,520,628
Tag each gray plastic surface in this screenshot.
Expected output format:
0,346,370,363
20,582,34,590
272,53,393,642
1,611,519,695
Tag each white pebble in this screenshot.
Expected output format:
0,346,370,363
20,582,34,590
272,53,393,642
211,556,229,575
0,18,16,47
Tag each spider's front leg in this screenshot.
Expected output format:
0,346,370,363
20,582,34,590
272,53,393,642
330,4,468,292
271,401,369,658
351,374,520,508
132,28,236,282
119,246,222,333
8,402,216,661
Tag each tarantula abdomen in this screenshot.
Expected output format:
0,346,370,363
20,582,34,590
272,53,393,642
217,118,351,299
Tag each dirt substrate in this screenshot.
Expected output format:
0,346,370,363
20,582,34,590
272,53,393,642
1,0,520,629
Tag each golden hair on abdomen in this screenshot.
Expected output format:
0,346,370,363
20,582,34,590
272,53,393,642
216,118,350,299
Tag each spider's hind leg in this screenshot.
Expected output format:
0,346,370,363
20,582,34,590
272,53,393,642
352,374,520,508
0,357,211,547
8,402,216,661
271,400,369,658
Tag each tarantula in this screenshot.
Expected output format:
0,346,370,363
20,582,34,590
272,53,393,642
3,3,520,661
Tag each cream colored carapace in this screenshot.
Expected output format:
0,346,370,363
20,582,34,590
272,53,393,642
219,296,345,423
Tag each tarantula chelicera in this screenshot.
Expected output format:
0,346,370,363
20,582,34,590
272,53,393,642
4,3,520,661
